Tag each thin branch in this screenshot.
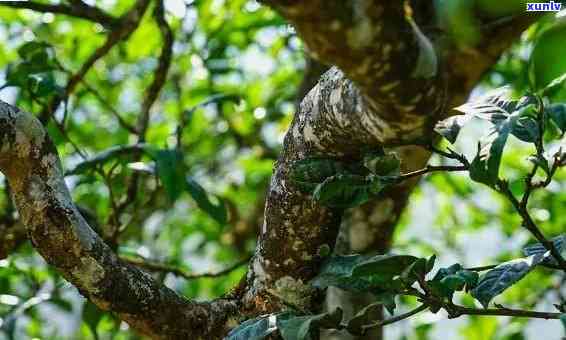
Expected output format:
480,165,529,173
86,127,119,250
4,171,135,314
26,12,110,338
65,144,148,176
362,304,429,331
0,0,120,29
498,180,566,271
136,0,174,138
121,255,251,280
113,0,174,235
449,304,563,320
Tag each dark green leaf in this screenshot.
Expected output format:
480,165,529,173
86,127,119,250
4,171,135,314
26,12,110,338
313,174,371,208
440,274,466,291
277,309,343,340
511,115,539,144
17,41,51,60
186,178,227,225
311,254,415,292
346,302,383,335
82,301,103,340
149,148,186,202
28,73,62,98
469,110,523,186
471,254,546,308
429,263,466,300
311,255,371,291
363,152,401,176
352,254,420,278
290,158,348,192
400,258,428,286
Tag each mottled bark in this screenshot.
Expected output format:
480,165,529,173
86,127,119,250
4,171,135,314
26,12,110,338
242,0,541,326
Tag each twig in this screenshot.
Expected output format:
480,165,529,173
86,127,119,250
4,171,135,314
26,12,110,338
362,304,429,331
135,0,174,138
397,165,468,181
448,304,562,320
65,144,148,176
498,180,566,271
121,255,251,280
0,0,120,29
114,0,174,234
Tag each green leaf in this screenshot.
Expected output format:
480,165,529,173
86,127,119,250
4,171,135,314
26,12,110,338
471,254,546,308
346,302,384,335
277,309,343,340
428,263,468,301
186,178,227,225
311,254,418,293
225,314,282,340
313,174,371,208
546,103,566,133
510,115,539,144
438,269,478,293
311,255,372,292
352,254,420,278
363,152,401,176
469,109,526,186
290,158,348,192
530,21,566,95
407,17,437,78
523,235,566,267
17,41,51,61
149,148,186,202
28,73,63,98
440,274,466,291
400,258,428,286
82,301,104,340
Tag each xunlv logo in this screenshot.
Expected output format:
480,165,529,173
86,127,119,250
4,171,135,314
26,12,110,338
527,1,563,11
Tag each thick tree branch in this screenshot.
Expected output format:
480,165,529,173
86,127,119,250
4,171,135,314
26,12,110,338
0,102,239,339
241,0,545,320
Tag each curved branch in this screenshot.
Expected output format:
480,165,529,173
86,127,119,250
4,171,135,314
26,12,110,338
0,101,239,339
0,1,120,29
241,0,545,317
